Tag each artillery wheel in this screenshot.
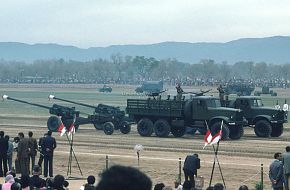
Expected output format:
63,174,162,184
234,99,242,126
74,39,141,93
47,116,62,132
171,126,186,137
103,122,114,135
137,118,154,137
254,120,272,137
229,125,244,140
271,124,283,137
210,121,229,140
119,121,131,134
154,119,170,137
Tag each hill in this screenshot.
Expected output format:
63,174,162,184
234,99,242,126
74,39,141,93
0,36,289,64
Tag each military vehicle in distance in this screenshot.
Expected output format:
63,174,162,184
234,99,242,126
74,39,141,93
254,86,277,96
135,81,163,94
126,95,247,140
99,85,112,93
221,96,288,137
224,84,255,96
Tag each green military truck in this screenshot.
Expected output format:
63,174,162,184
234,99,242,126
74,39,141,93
222,96,288,137
126,96,247,140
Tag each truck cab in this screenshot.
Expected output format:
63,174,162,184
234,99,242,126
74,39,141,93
224,96,288,137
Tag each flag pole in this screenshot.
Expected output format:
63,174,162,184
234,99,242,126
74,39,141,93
212,141,227,189
209,144,217,187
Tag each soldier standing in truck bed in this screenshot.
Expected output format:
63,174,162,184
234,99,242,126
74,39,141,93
176,83,184,101
217,84,225,101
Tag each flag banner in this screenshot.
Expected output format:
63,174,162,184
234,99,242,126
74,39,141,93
68,114,76,136
203,120,223,148
58,120,66,136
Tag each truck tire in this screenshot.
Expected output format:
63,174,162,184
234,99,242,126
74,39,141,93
210,121,229,140
271,124,283,137
171,126,186,137
254,120,272,137
154,119,171,137
137,118,154,137
229,125,244,140
93,123,103,130
119,121,131,134
103,122,114,135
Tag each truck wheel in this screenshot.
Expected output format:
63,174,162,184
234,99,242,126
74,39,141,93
93,123,103,130
119,121,131,134
210,121,229,140
186,128,197,135
154,119,170,137
271,124,283,137
229,125,244,140
171,126,186,137
103,122,114,135
254,120,272,137
137,118,154,137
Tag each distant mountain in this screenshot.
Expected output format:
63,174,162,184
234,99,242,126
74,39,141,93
0,36,290,64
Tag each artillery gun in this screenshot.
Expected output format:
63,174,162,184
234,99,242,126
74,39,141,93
2,95,115,135
2,95,83,132
48,95,132,134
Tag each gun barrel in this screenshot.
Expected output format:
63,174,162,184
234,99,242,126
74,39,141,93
4,96,51,110
51,96,96,109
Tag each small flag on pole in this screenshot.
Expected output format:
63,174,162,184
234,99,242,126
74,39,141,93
58,119,66,136
203,120,223,149
68,114,76,136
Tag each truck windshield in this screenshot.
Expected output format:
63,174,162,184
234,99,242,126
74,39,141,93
250,99,263,107
206,99,221,108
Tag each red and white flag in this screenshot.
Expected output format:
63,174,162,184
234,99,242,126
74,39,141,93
68,114,76,136
203,120,223,149
57,120,66,136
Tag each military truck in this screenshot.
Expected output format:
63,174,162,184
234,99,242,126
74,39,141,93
224,84,255,96
135,81,163,94
99,85,112,93
222,96,288,137
254,86,277,96
126,95,247,140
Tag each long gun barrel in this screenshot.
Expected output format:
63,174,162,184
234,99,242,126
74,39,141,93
3,95,51,109
49,95,96,109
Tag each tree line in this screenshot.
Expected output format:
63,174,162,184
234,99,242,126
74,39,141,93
0,55,290,87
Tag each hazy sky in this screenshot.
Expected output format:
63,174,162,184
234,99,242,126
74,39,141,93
1,0,290,48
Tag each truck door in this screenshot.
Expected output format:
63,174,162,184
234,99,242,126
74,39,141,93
236,99,253,120
191,99,207,120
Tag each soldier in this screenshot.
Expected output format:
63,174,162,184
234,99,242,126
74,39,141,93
17,132,30,175
28,131,38,174
176,83,184,101
217,84,225,101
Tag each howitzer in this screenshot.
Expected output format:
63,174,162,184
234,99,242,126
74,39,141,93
48,95,132,134
2,95,85,132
